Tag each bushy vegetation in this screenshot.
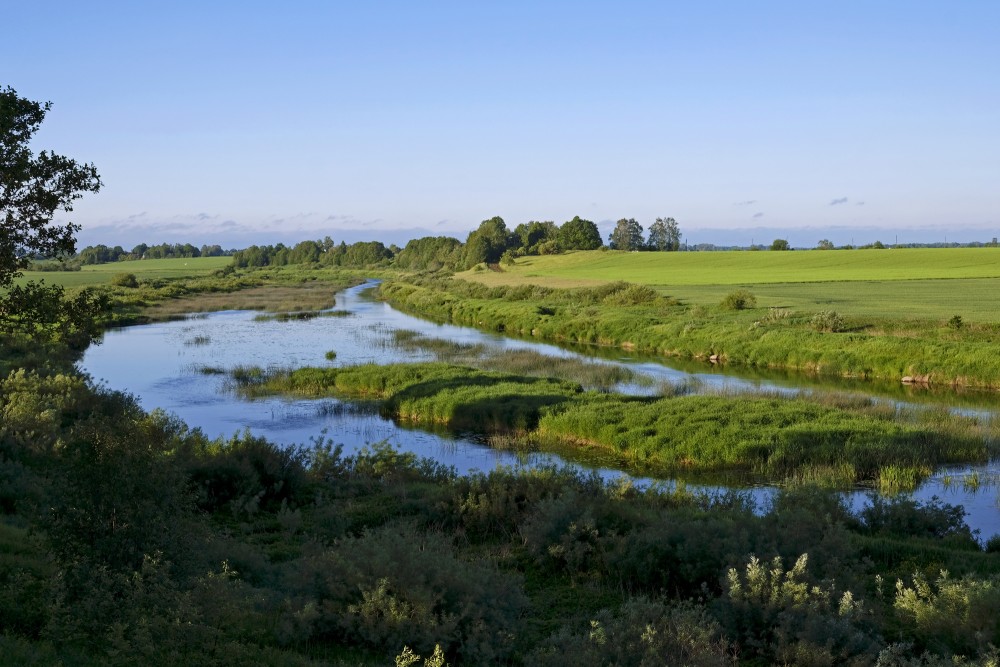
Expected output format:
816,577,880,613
4,360,1000,665
721,289,756,310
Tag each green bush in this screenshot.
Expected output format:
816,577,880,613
279,521,527,663
720,289,756,310
526,598,732,667
811,310,845,332
894,572,1000,655
110,272,139,288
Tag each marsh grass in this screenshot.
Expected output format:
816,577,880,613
184,335,211,346
237,362,584,433
485,431,537,453
390,329,648,391
252,309,353,322
234,361,997,488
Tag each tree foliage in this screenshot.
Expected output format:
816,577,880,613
557,216,603,251
0,87,105,347
461,216,515,268
0,87,102,285
609,218,644,251
647,217,681,251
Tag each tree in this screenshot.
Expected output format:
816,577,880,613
513,220,557,255
816,239,835,250
609,218,644,251
1,87,101,286
770,238,790,251
647,217,681,251
557,215,602,250
461,216,515,268
1,87,105,347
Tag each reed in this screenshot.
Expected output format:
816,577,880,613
237,361,994,488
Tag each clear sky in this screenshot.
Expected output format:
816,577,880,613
5,1,999,248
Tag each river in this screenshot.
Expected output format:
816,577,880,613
79,281,1000,538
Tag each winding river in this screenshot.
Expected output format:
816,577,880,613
79,281,1000,538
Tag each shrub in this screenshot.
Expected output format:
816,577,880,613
280,521,527,663
811,310,845,332
721,289,756,310
860,496,974,542
948,315,963,330
526,598,733,667
894,572,1000,655
716,553,879,665
110,272,139,288
763,307,791,322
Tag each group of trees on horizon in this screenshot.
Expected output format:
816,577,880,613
75,242,230,265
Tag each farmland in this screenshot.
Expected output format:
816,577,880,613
461,248,1000,322
16,256,232,288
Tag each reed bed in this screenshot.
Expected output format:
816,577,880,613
232,361,997,488
390,329,646,391
252,309,353,322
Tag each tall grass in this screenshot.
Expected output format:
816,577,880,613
378,275,1000,389
390,329,646,391
252,309,353,322
235,361,997,488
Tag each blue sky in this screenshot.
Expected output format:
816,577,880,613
5,1,999,248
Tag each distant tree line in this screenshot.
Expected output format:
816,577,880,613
75,242,231,265
228,215,617,272
230,237,396,269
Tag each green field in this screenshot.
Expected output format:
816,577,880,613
16,256,232,288
463,248,1000,322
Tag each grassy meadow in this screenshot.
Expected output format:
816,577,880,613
17,256,232,288
461,248,1000,322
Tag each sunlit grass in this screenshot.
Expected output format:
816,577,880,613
231,361,998,489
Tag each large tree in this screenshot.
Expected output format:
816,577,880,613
461,216,515,268
557,215,603,250
647,216,681,251
609,217,644,251
1,87,105,348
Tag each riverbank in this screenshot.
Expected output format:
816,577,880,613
377,274,1000,390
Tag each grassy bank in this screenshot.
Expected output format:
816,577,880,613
233,362,996,488
378,275,1000,389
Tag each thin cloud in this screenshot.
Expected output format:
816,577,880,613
753,212,764,219
735,200,757,206
856,201,865,206
829,197,849,206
